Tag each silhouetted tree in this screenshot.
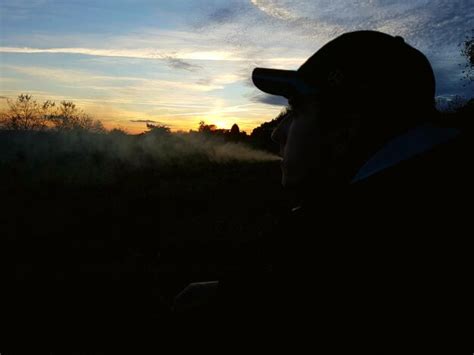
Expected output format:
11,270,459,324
461,30,473,84
226,123,249,142
440,95,469,113
249,109,287,153
436,94,474,131
145,123,171,136
108,128,128,136
230,123,240,135
198,121,217,134
48,101,105,133
0,94,105,133
0,94,52,130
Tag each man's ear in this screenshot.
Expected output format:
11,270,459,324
327,116,366,182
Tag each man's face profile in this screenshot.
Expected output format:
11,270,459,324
254,31,442,192
271,99,322,188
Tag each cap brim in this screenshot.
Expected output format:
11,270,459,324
252,68,317,98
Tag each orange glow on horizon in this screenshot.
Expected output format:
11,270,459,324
111,121,258,135
1,93,281,136
103,119,258,135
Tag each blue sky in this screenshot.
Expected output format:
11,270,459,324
1,0,473,133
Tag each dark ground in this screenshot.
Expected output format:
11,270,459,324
1,131,291,336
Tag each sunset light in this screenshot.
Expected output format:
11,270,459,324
2,0,473,334
1,1,472,134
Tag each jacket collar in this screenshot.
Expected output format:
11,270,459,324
351,123,461,184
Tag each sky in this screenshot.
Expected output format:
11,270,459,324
1,0,473,134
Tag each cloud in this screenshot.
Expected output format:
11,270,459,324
4,65,103,83
208,5,243,24
249,92,287,106
196,73,244,88
4,65,225,93
200,0,474,97
246,0,474,48
2,0,473,133
246,0,474,51
160,54,203,72
250,0,297,20
129,119,169,125
0,46,244,62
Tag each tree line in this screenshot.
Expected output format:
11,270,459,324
2,87,471,158
0,94,281,154
0,94,105,133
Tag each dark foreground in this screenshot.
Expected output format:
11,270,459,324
2,131,290,337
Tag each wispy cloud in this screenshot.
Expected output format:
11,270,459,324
4,65,227,93
246,0,474,51
250,0,297,20
160,54,203,72
0,46,246,61
2,0,473,134
201,0,474,96
0,62,265,132
129,119,169,125
249,92,287,106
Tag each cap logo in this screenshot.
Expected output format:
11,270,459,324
327,69,345,87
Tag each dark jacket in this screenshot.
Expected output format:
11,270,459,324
270,122,472,344
211,122,472,346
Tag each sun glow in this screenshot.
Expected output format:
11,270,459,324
214,120,231,129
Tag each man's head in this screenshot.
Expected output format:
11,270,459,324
252,30,437,190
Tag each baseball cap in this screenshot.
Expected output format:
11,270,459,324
252,30,436,108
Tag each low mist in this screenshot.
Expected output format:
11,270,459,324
0,129,280,185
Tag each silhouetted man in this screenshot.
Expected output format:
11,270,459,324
251,30,471,345
174,31,470,345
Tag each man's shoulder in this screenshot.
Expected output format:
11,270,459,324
352,126,473,191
